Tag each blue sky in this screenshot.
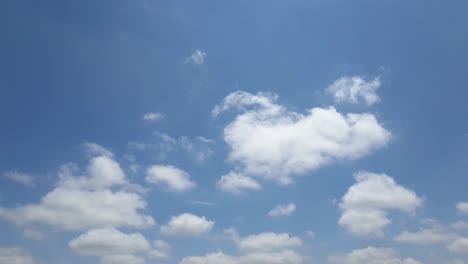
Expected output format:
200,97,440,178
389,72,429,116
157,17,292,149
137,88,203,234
1,0,468,263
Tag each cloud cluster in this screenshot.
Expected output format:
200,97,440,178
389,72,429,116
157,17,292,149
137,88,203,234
338,171,422,237
213,91,391,185
0,148,154,231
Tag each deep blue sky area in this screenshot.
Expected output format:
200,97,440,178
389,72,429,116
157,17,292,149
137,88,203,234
1,1,468,263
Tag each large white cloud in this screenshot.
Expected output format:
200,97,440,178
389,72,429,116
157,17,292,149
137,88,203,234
0,156,155,231
69,228,150,256
146,165,195,192
161,213,214,237
328,247,421,264
213,91,391,185
267,203,296,217
217,171,262,194
338,171,422,237
0,247,35,264
327,76,381,106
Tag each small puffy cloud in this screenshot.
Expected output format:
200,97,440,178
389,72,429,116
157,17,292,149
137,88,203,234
239,232,302,252
143,112,163,122
213,91,390,185
448,238,468,254
457,202,468,214
394,227,458,244
217,171,262,194
328,247,421,264
148,240,171,260
267,203,296,217
69,228,150,256
146,165,195,192
338,171,422,237
327,76,381,106
186,50,207,65
84,142,113,158
3,171,35,187
100,254,145,264
0,247,35,264
161,213,214,237
0,156,154,231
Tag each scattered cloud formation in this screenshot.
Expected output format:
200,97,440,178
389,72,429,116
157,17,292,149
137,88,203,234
3,171,35,187
267,203,296,217
186,50,207,65
146,165,196,192
328,247,421,264
0,247,35,264
0,156,154,231
217,171,262,194
213,91,391,185
457,202,468,214
327,76,381,106
448,238,468,254
143,112,164,122
338,171,422,237
161,213,214,237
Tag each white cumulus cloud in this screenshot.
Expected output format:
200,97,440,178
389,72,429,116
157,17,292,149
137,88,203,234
338,171,422,237
238,232,302,252
328,247,421,264
213,91,391,185
267,203,296,217
161,213,214,237
0,156,154,231
217,171,262,194
69,228,150,256
327,76,381,106
146,165,196,192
